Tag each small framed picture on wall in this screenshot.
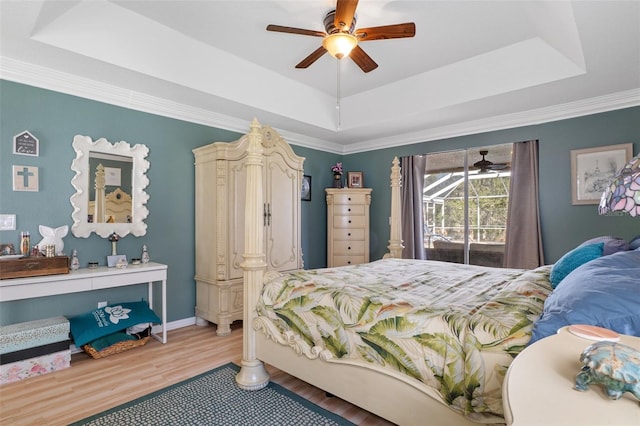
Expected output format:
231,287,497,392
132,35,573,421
301,175,311,201
347,171,363,188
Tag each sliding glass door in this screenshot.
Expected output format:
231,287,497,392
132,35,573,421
423,144,512,267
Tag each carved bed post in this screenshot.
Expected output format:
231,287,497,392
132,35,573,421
94,164,106,223
235,118,270,390
386,157,404,259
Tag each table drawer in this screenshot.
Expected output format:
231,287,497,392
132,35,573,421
332,193,368,204
333,215,366,228
332,255,366,267
334,241,365,255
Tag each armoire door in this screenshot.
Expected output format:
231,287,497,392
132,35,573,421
264,152,301,272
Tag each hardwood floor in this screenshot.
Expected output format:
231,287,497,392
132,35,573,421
0,323,394,426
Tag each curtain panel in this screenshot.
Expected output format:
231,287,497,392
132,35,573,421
504,140,545,268
400,155,427,259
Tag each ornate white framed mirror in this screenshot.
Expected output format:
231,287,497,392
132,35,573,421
70,135,149,238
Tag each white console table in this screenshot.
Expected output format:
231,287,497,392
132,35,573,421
0,262,168,344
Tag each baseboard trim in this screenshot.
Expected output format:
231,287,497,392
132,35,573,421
154,316,198,333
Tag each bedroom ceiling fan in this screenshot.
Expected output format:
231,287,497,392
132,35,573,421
473,150,510,173
266,0,416,73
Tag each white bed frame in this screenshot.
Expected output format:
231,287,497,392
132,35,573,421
235,119,480,426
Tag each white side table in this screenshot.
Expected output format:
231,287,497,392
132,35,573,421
503,327,640,426
0,262,168,343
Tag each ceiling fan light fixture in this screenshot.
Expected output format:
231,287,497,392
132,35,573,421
322,32,357,59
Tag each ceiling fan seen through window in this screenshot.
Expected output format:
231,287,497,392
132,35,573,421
473,150,510,173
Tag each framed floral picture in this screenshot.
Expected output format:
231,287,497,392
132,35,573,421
348,171,363,188
570,143,632,205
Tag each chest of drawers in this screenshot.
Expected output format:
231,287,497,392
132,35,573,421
325,188,372,267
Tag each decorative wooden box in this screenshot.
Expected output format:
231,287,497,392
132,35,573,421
0,256,69,280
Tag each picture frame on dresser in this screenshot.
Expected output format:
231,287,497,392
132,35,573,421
570,143,632,205
347,171,363,188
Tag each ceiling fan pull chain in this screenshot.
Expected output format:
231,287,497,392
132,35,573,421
337,59,342,131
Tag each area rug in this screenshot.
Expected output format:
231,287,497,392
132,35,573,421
70,362,354,425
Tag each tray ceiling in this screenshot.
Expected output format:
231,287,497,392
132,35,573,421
1,1,638,153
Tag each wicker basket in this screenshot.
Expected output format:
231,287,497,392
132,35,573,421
83,328,151,359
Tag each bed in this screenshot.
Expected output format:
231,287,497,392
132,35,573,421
234,120,640,425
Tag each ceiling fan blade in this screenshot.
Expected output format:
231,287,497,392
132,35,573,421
350,45,378,73
355,23,416,41
488,163,509,171
295,46,328,69
335,0,359,31
266,24,325,38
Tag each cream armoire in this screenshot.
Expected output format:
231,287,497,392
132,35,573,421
193,125,304,335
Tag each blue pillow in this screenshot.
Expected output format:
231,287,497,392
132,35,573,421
68,301,160,347
530,250,640,345
550,242,603,288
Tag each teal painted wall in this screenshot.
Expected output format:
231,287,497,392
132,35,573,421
1,80,638,326
293,146,343,269
0,80,334,325
345,107,640,262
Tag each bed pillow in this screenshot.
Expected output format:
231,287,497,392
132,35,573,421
529,250,640,345
549,242,603,288
578,235,621,247
603,238,629,255
68,301,160,347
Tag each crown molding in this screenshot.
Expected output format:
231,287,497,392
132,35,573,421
343,89,640,154
2,57,638,155
0,57,345,153
0,57,251,133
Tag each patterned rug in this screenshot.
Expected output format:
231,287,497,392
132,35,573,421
71,363,354,425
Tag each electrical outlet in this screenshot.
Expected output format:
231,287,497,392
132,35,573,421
98,301,108,308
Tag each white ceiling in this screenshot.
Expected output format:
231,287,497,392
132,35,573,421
1,0,639,154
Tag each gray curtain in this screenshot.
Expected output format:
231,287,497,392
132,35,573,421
400,155,427,259
504,140,545,268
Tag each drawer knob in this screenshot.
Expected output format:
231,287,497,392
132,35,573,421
347,261,351,264
348,246,351,250
348,220,352,223
348,208,351,212
348,233,351,236
348,197,351,201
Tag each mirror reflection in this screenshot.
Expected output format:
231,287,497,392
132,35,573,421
70,135,149,238
88,152,133,224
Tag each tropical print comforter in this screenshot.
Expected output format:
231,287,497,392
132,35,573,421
257,258,553,423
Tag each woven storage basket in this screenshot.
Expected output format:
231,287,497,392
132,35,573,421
83,329,151,359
